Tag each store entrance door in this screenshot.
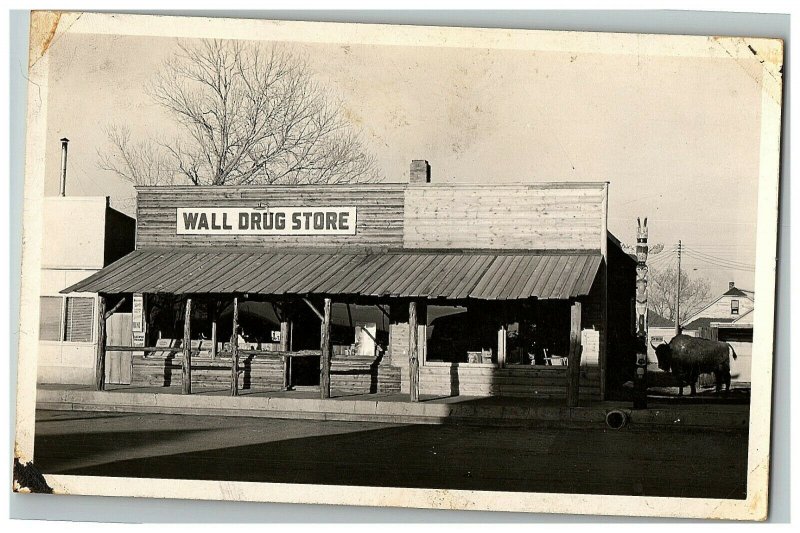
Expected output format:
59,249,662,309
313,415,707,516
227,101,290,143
105,312,133,385
289,304,322,388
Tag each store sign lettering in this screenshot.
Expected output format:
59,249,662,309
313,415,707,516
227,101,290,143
176,207,357,235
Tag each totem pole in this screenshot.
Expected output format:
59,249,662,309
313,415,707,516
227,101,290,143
633,217,649,409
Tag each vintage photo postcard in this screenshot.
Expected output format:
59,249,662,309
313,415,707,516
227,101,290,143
13,11,783,520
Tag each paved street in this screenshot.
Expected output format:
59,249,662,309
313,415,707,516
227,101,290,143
34,409,747,499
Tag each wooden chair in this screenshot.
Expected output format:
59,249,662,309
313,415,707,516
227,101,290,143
543,348,569,366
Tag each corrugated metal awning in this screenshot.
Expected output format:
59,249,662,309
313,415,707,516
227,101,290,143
63,249,601,300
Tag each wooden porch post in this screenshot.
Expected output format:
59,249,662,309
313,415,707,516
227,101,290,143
408,301,420,402
231,296,239,396
210,301,218,359
600,182,609,400
320,298,332,399
496,303,507,368
94,296,107,391
182,297,193,395
497,325,507,368
280,306,292,390
567,301,583,407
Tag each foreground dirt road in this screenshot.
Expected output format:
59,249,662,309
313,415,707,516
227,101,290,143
33,409,748,499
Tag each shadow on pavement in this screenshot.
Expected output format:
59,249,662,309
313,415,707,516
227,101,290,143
34,414,748,500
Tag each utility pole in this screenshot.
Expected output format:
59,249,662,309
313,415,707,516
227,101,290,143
675,240,682,336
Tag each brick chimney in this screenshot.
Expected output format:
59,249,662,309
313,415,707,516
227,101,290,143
729,281,735,290
410,160,430,183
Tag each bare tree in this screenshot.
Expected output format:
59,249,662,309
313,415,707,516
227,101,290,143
98,126,177,186
99,39,380,186
648,265,713,324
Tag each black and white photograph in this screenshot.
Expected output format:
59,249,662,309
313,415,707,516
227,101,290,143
12,11,784,520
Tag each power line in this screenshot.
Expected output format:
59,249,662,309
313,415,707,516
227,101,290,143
682,251,755,272
682,244,755,249
647,244,755,274
682,245,753,266
672,244,756,256
646,245,677,258
682,248,754,269
683,259,754,274
647,251,678,267
682,250,753,269
647,258,676,269
70,160,111,195
689,266,756,274
648,249,677,263
682,256,754,272
682,250,756,258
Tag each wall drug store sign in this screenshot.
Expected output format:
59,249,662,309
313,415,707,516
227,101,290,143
176,207,357,236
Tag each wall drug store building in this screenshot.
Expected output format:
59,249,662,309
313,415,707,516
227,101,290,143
65,161,637,401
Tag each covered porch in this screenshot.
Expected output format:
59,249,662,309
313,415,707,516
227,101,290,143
64,248,607,406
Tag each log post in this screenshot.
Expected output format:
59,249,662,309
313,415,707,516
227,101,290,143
320,298,332,399
280,310,292,390
567,301,582,407
302,297,325,321
104,297,127,319
289,321,294,388
94,296,107,391
231,296,239,396
408,301,420,402
210,302,218,359
497,324,507,368
182,297,193,395
600,182,609,401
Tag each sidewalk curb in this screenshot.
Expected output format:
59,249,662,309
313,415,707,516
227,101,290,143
36,389,749,431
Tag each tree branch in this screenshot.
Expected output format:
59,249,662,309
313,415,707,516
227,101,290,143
101,38,382,187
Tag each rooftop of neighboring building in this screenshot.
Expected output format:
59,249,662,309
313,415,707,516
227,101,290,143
648,309,674,328
683,316,737,331
722,286,753,298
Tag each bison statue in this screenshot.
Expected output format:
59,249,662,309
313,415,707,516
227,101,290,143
651,334,737,396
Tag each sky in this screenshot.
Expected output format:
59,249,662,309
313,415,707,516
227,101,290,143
41,31,765,295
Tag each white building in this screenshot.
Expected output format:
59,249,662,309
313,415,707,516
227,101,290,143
38,196,135,385
682,282,755,335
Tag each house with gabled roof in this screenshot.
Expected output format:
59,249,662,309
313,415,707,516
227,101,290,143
682,281,755,335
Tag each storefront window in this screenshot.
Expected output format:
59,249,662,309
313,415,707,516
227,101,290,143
426,304,497,363
506,300,570,366
423,300,572,366
39,296,63,341
64,297,95,342
39,296,95,342
330,303,389,357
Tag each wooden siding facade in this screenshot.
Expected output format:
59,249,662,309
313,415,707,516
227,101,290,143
131,354,285,390
403,184,605,250
136,182,607,252
136,185,406,249
404,365,600,399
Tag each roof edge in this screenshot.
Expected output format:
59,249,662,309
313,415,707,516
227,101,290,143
131,246,604,255
134,181,610,192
